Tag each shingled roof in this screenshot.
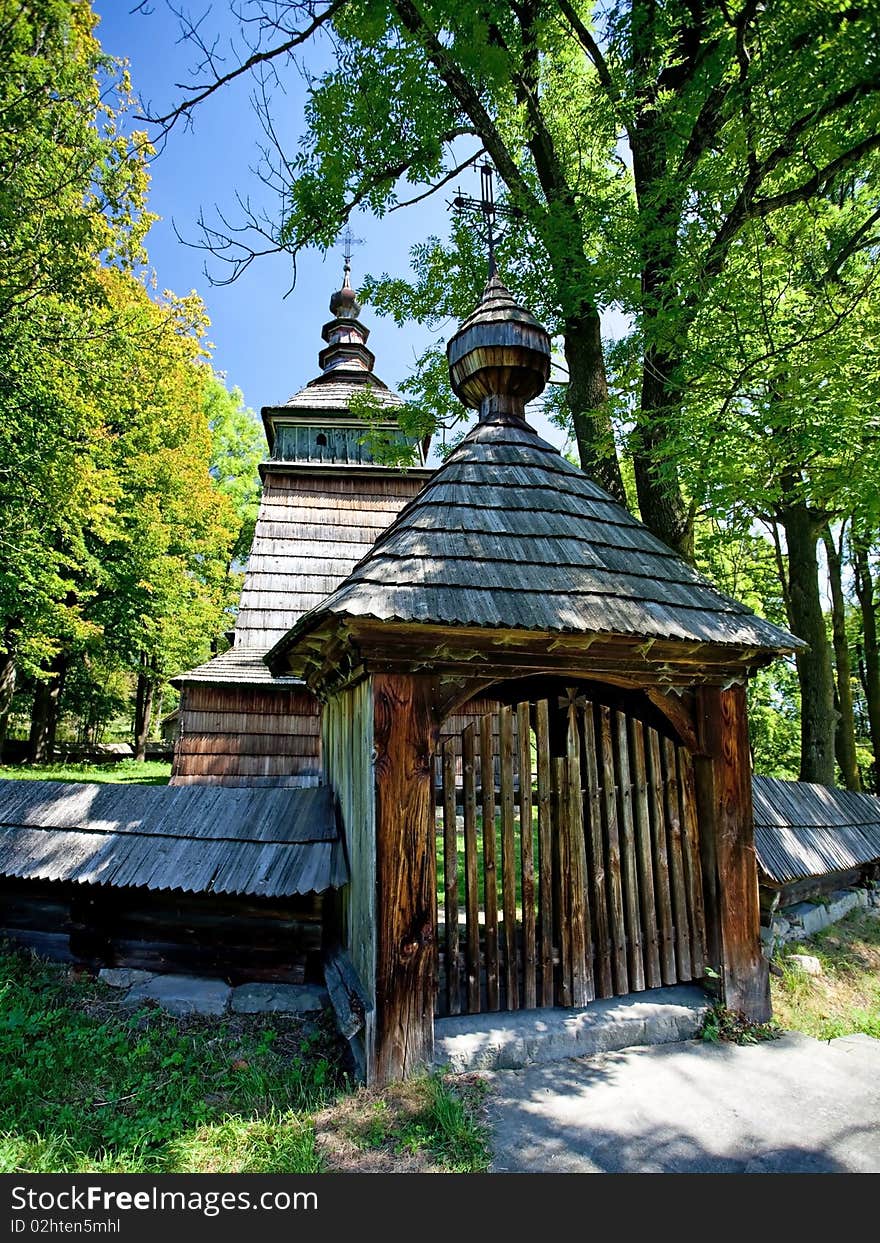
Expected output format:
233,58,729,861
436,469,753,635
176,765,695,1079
753,776,880,884
0,779,347,898
268,412,799,663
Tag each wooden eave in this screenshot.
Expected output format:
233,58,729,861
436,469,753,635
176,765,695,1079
267,614,783,700
258,460,434,483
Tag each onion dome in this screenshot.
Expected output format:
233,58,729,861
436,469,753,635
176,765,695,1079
446,273,551,420
329,262,362,319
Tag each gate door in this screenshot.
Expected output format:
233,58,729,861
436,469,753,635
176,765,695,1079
434,692,707,1016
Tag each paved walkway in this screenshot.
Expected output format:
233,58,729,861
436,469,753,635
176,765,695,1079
486,1031,880,1173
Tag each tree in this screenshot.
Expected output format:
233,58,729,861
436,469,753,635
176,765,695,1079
204,373,265,567
0,0,153,749
147,0,880,559
79,273,240,760
668,178,880,783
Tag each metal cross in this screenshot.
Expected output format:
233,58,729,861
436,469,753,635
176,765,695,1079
337,224,364,278
451,158,521,277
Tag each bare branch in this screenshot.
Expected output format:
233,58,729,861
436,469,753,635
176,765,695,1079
136,0,348,132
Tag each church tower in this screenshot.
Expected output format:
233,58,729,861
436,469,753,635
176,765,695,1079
170,267,432,786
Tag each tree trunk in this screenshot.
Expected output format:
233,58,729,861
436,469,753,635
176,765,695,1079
0,649,15,764
853,538,880,792
133,657,156,762
778,502,835,784
28,653,67,764
634,345,694,559
563,311,626,503
630,109,695,562
822,524,861,790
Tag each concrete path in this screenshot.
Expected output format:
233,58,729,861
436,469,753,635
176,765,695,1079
486,1031,880,1173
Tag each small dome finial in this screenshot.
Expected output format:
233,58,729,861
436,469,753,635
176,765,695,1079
447,275,551,423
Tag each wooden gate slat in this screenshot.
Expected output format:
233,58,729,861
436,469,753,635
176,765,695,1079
480,712,500,1011
598,705,629,995
614,710,645,992
535,699,554,1007
677,748,707,978
647,729,677,985
552,755,572,1007
462,723,481,1012
442,738,460,1014
517,701,537,1008
499,705,518,1009
581,704,613,998
628,719,663,989
662,735,692,980
566,696,593,1005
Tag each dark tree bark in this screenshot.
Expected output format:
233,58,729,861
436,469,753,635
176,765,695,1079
822,524,861,790
133,655,157,762
563,311,626,502
777,497,835,784
28,653,68,764
629,57,696,560
0,649,16,764
853,537,880,792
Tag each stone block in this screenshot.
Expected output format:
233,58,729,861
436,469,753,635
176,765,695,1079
231,983,329,1014
99,968,155,989
125,974,230,1016
786,954,822,976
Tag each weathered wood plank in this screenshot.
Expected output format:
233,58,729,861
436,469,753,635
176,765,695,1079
442,738,460,1015
566,696,593,1005
499,705,518,1009
598,705,628,995
694,685,770,1021
614,710,645,992
662,735,692,981
517,701,537,1009
628,719,662,989
462,723,480,1013
581,704,612,998
647,728,677,985
323,947,370,1041
480,712,500,1011
535,698,554,1007
552,756,572,1008
678,748,707,978
372,674,439,1085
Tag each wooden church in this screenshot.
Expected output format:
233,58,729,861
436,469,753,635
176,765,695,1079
170,261,432,788
0,243,801,1086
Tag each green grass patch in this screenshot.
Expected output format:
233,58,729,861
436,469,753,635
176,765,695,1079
771,906,880,1041
0,946,341,1172
0,761,171,786
315,1072,490,1173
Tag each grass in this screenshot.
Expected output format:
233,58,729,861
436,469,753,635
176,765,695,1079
0,761,171,785
312,1073,490,1173
770,905,880,1042
0,945,489,1174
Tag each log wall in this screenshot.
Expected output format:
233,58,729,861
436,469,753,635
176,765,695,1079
171,684,321,787
0,877,323,983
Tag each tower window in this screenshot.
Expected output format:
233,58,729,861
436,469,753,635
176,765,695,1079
316,433,327,447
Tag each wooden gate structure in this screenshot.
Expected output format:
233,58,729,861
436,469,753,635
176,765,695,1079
267,269,801,1084
435,693,706,1018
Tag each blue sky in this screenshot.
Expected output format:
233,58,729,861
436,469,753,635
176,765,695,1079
93,4,574,454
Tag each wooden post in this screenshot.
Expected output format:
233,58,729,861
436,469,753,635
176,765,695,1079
372,673,440,1084
694,683,770,1022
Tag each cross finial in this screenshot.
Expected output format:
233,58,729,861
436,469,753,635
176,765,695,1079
451,158,520,279
338,225,364,285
